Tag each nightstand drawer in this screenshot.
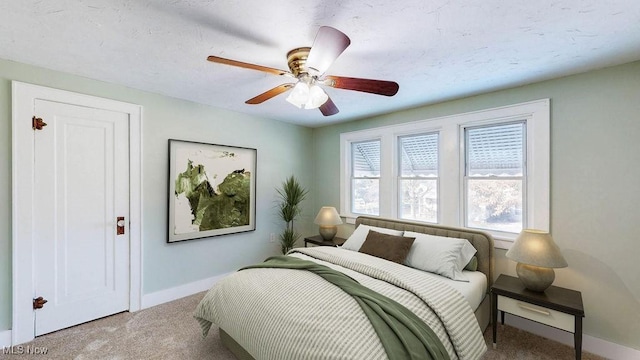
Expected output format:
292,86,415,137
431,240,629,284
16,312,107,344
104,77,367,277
497,295,575,332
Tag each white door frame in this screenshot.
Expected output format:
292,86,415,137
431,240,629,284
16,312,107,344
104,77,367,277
11,81,143,345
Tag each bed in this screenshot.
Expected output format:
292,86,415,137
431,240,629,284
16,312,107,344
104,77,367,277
195,216,495,360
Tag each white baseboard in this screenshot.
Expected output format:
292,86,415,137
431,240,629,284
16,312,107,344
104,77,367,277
140,272,231,310
504,314,640,360
1,330,11,348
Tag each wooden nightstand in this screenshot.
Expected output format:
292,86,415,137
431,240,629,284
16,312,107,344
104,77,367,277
491,274,584,360
303,235,346,247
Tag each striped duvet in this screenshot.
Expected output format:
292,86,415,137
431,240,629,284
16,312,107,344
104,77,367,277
194,247,487,360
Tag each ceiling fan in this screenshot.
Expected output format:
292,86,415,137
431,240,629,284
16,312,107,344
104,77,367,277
207,26,399,116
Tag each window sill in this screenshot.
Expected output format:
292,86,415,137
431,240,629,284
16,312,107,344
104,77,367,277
344,216,357,225
492,237,514,250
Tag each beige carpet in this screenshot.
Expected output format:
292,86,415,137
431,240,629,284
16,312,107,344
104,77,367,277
2,292,606,360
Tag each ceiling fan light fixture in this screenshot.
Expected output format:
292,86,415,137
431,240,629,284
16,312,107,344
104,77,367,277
307,84,329,109
286,82,328,110
286,82,309,109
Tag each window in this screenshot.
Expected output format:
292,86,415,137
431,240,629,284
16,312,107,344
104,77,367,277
340,99,549,246
351,140,380,215
398,133,439,223
464,122,525,234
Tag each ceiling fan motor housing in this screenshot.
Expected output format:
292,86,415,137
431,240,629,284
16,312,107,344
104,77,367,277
286,47,312,77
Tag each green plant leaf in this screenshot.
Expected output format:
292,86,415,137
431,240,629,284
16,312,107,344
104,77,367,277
275,175,308,254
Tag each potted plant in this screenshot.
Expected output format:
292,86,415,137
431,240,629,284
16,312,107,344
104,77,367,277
276,175,308,254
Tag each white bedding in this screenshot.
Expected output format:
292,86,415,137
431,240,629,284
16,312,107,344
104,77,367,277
296,248,487,311
415,270,487,311
195,246,488,360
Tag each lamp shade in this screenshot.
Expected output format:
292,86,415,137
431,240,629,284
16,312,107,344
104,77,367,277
506,229,568,268
314,207,343,226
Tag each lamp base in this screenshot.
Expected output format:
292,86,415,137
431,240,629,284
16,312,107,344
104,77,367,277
318,226,337,241
516,263,555,292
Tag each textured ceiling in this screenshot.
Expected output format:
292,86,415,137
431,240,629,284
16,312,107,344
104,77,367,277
1,1,639,127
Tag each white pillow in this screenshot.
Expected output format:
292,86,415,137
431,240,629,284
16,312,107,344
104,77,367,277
403,231,476,282
341,225,403,251
458,241,478,271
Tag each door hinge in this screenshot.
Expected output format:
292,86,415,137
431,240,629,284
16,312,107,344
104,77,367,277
33,296,48,310
32,116,47,130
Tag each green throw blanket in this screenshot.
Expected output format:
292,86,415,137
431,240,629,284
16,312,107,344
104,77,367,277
241,255,450,360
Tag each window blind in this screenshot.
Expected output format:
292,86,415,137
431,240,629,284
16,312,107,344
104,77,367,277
466,122,525,176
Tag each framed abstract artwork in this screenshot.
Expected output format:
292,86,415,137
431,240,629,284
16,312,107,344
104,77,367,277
168,139,257,242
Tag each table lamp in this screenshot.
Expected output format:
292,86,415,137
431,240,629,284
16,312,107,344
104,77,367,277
505,229,568,292
313,207,343,241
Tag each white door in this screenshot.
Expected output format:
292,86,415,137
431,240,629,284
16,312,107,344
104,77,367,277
32,99,130,336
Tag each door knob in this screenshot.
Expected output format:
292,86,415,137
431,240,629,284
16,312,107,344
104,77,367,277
117,216,125,235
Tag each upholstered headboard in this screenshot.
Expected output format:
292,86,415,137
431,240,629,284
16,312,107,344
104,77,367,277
355,216,495,289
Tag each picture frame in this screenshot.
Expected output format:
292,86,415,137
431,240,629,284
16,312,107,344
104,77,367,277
168,139,257,242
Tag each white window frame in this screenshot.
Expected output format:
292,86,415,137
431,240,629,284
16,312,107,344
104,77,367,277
462,120,527,239
340,99,549,248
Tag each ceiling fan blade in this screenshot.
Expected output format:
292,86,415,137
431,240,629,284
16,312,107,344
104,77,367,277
323,75,399,96
306,26,351,76
319,97,339,116
245,83,295,104
207,55,291,76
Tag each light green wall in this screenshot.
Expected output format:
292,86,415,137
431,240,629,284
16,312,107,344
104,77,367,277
0,58,315,330
312,61,640,350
